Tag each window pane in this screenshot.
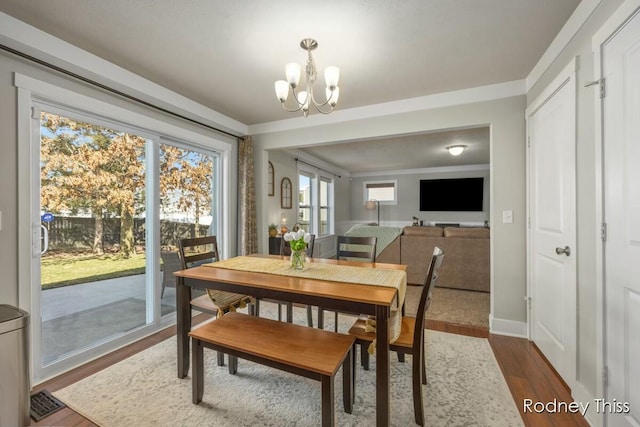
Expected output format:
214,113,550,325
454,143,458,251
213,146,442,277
368,187,394,201
159,144,218,310
320,179,330,236
365,181,396,202
299,174,313,231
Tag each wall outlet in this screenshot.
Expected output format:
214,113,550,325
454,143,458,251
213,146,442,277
502,210,513,224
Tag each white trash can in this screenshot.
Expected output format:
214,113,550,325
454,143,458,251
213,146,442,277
0,305,30,427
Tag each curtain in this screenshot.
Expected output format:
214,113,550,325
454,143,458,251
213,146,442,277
238,136,257,255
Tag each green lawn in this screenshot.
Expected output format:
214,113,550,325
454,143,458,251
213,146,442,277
41,253,147,289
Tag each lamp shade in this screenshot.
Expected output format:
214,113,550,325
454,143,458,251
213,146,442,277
365,200,377,210
324,66,340,88
297,91,309,112
285,62,301,87
275,80,289,102
326,86,339,106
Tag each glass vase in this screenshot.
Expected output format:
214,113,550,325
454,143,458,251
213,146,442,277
290,249,306,271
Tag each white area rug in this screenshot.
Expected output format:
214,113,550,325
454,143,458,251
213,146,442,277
54,303,522,426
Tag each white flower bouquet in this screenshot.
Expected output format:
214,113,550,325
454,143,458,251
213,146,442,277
283,229,311,270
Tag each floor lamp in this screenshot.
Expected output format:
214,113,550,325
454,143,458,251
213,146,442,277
366,199,380,225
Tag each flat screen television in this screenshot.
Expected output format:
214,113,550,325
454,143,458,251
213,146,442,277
419,177,484,211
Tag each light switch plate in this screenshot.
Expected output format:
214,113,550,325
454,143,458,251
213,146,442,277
502,210,513,224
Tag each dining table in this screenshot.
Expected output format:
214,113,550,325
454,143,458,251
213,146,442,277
174,254,407,427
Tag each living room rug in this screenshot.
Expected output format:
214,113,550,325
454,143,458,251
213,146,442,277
53,303,521,426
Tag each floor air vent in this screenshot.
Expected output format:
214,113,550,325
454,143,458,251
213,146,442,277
30,389,66,421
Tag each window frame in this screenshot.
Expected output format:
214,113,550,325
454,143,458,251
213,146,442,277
297,165,334,237
319,175,332,237
297,171,314,232
363,179,398,205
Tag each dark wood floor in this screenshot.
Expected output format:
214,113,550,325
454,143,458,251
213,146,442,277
31,315,589,427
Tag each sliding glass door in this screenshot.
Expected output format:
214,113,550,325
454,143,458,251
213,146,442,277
158,142,219,309
39,111,151,367
29,104,222,382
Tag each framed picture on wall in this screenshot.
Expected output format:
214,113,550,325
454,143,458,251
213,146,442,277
268,161,274,196
281,177,292,209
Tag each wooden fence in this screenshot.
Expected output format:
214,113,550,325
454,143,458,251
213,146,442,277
44,216,209,252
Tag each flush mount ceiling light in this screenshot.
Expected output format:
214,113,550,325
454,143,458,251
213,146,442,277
274,38,340,117
446,145,467,156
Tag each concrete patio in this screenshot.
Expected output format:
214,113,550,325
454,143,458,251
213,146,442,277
40,274,177,364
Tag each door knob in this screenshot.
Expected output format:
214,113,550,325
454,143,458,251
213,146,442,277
555,246,571,256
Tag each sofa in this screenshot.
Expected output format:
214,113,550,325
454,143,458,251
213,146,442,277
376,226,490,292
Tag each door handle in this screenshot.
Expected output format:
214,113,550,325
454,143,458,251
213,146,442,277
555,246,571,256
41,224,49,255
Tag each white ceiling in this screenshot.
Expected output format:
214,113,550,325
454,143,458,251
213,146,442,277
0,0,580,172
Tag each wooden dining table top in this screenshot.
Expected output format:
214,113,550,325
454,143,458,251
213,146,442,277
174,254,407,307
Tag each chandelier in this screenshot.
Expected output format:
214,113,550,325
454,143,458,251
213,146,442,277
274,38,340,117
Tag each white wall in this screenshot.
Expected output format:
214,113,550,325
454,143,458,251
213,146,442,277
348,168,490,226
265,150,298,230
253,95,527,328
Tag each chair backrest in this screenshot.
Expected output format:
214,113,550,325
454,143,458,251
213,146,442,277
160,251,182,286
412,246,445,354
178,235,220,269
280,234,316,257
336,235,377,262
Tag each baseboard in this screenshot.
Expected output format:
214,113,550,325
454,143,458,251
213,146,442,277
489,315,528,338
572,381,600,427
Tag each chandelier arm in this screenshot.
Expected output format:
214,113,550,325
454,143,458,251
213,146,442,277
280,103,305,113
311,103,335,115
310,92,335,108
305,80,336,109
278,86,306,112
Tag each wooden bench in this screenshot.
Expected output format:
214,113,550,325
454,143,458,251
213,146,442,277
189,312,355,426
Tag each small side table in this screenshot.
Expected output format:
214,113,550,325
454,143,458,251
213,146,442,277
268,236,282,255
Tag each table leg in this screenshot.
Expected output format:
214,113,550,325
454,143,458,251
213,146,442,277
375,304,390,427
176,277,191,378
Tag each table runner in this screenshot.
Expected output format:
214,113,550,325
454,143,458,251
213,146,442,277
203,256,406,344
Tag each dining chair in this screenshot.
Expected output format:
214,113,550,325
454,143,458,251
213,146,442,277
178,235,255,373
318,235,377,332
347,246,444,426
160,250,182,298
255,235,315,326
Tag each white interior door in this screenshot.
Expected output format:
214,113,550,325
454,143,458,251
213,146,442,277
527,60,577,390
602,9,640,426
